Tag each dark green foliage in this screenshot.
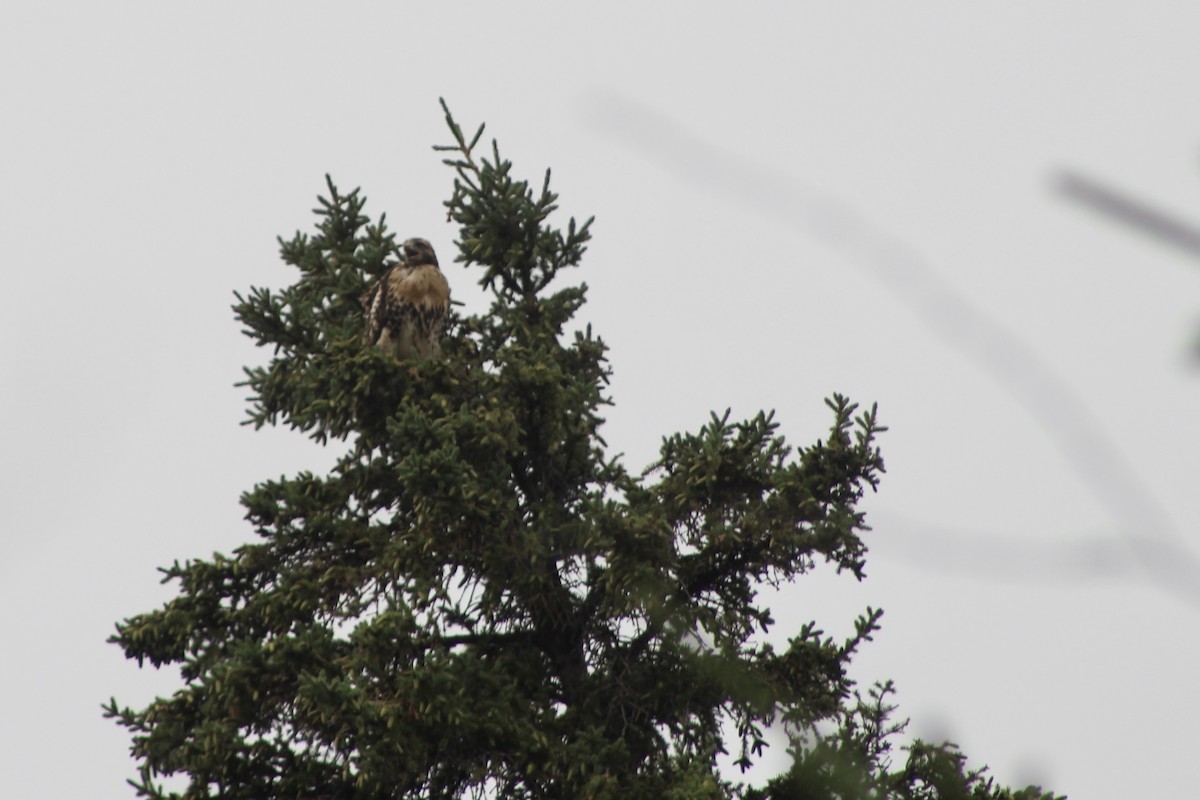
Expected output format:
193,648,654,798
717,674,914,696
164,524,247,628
106,102,1063,800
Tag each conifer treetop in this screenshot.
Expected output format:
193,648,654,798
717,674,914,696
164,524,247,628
105,102,1062,800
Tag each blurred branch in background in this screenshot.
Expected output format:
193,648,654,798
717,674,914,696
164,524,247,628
875,515,1135,584
1056,170,1200,260
581,89,1200,607
1056,169,1200,368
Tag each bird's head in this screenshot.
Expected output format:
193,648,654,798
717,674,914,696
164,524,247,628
402,238,438,267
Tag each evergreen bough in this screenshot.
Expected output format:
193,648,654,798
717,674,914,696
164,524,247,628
107,102,1062,800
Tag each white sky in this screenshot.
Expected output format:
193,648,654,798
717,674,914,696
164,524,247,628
3,3,1199,797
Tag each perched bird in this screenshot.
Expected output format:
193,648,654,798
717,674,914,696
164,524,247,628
362,238,451,359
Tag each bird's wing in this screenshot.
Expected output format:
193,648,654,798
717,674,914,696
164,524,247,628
363,267,400,344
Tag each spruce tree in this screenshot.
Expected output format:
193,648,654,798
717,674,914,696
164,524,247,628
107,102,1061,800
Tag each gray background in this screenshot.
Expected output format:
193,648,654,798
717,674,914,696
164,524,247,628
3,3,1198,797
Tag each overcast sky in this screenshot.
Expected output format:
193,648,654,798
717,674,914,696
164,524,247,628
3,3,1199,798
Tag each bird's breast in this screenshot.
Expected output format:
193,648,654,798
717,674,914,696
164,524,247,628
387,265,451,309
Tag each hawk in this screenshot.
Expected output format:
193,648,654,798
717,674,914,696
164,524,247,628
362,238,451,359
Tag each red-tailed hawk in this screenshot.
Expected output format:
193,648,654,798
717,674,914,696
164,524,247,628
363,238,451,359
